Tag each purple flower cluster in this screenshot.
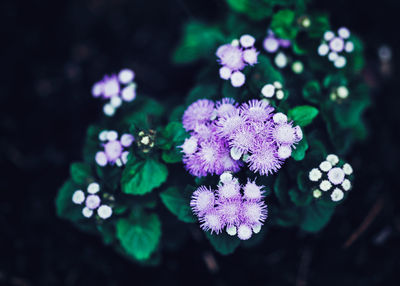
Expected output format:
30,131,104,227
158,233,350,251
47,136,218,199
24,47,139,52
95,130,134,167
263,30,291,53
180,98,303,177
317,27,354,69
216,35,259,87
190,172,267,240
91,68,137,116
72,182,113,219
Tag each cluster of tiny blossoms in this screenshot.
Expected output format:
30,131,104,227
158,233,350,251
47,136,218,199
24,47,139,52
92,68,137,116
95,130,134,167
216,35,259,87
263,30,291,53
318,27,354,69
190,172,267,240
261,81,285,101
180,98,303,177
72,182,113,219
308,154,353,201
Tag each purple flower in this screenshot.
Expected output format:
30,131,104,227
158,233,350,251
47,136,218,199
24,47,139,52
95,130,134,167
240,99,274,122
190,173,268,240
247,143,282,175
200,208,224,234
190,186,215,215
182,99,215,131
263,30,291,53
228,124,257,154
216,35,259,87
216,98,238,118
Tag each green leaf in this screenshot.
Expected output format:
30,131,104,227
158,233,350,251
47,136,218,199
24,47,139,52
288,105,319,127
162,149,182,164
116,213,161,260
158,122,188,150
273,172,290,205
160,187,196,223
289,189,312,206
173,22,225,64
70,162,92,186
55,180,83,221
185,84,218,105
292,135,308,161
206,232,241,255
121,158,168,195
302,80,321,104
225,0,273,21
270,9,298,40
300,202,335,232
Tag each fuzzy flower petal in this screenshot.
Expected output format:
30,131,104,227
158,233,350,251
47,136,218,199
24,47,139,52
182,99,215,131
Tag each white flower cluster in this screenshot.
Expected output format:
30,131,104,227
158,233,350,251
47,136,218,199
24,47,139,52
261,81,285,101
91,68,137,117
308,154,353,202
72,182,113,219
317,27,354,69
95,130,134,167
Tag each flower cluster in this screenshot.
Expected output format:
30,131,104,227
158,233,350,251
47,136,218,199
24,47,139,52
216,35,259,87
72,182,113,219
263,30,291,53
329,86,349,102
261,81,285,101
180,98,303,177
95,130,134,167
317,27,354,69
91,68,137,116
308,154,353,201
190,172,268,240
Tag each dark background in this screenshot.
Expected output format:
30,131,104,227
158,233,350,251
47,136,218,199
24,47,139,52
1,0,399,285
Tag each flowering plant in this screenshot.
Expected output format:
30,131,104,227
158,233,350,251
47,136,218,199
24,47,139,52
56,0,370,263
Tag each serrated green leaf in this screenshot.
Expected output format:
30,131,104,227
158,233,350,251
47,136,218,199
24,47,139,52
300,202,335,232
162,148,183,164
116,213,161,260
158,122,188,150
292,134,308,161
206,232,241,255
288,105,319,127
160,187,196,223
121,158,168,195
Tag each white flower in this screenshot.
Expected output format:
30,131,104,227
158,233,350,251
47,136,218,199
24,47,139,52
326,154,339,165
82,207,93,218
121,84,136,102
98,130,108,141
240,34,255,48
275,52,287,68
324,31,334,41
87,182,100,194
252,224,262,234
230,71,245,87
328,167,345,185
261,84,275,98
342,163,353,175
118,68,135,84
220,172,233,184
103,103,115,116
318,44,329,56
342,179,351,191
97,205,113,219
313,189,322,198
226,225,237,236
278,145,292,159
72,190,85,204
309,168,322,182
273,113,287,124
334,56,347,68
338,27,350,39
319,161,332,172
237,224,252,240
85,195,101,210
331,188,344,201
230,147,243,160
110,96,122,108
106,130,118,141
337,86,349,99
320,180,332,191
345,42,354,53
219,66,232,80
276,90,285,100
